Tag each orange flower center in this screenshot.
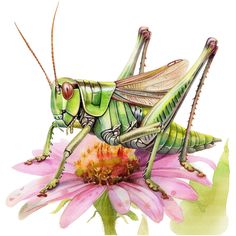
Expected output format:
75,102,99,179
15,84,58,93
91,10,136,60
74,142,139,185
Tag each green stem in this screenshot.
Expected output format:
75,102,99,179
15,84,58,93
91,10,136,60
94,191,117,235
101,214,117,235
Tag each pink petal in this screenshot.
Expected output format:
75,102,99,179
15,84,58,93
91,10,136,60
60,185,106,228
133,177,198,200
119,182,163,223
68,134,101,163
153,169,212,186
162,196,183,222
108,185,130,214
141,154,216,170
152,177,198,200
130,168,212,186
150,154,182,169
6,173,81,207
31,140,67,162
50,139,68,158
135,149,150,166
13,159,60,176
19,182,88,220
6,175,51,207
136,147,216,170
13,156,75,176
16,136,102,177
188,155,216,169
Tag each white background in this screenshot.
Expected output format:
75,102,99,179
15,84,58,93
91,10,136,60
0,0,236,235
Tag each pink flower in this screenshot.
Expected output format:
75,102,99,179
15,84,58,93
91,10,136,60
6,135,215,228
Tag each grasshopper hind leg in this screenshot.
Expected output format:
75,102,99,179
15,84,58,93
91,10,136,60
179,43,217,177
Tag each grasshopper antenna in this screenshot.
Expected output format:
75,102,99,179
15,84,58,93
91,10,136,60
51,3,59,92
14,23,52,88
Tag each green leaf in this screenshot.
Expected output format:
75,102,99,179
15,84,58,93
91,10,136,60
94,191,117,235
51,199,70,214
126,210,139,221
170,142,230,235
137,215,149,235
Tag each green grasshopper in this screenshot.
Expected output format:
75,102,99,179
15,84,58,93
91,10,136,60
15,7,220,198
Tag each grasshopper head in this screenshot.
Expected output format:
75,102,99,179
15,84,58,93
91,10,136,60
51,77,81,127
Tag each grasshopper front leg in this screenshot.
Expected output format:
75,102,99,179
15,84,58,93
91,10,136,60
24,121,57,165
38,125,92,197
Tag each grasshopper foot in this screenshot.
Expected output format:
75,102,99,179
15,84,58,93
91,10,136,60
37,178,59,197
138,27,151,41
24,155,49,165
145,178,169,199
180,161,206,177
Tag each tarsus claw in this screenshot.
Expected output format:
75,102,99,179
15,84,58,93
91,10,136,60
37,192,47,197
145,178,169,199
24,155,49,165
37,178,59,197
181,161,206,177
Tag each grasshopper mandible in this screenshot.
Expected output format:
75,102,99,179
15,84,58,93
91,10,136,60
15,6,220,198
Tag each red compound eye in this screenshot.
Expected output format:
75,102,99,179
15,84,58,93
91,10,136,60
62,82,74,100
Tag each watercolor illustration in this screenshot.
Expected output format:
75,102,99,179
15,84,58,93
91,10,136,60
6,3,230,236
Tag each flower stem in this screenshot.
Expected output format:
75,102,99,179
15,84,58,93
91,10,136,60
94,191,117,235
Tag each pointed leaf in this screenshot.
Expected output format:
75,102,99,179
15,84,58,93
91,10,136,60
170,142,230,235
137,215,149,235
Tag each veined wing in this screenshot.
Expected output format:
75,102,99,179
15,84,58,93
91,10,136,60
113,59,189,106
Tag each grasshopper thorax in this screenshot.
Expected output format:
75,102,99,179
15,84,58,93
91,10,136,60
51,77,81,127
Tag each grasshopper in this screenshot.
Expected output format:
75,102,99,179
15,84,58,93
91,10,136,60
15,7,220,198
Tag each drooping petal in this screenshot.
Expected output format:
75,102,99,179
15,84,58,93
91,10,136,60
6,173,81,207
130,168,212,186
6,175,51,207
60,185,106,228
108,185,130,214
19,181,87,220
133,177,198,200
119,182,164,223
153,177,198,200
162,196,183,222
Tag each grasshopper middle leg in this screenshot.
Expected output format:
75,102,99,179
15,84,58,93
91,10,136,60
119,123,168,199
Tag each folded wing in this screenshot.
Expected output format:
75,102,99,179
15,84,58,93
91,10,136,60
113,59,189,107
